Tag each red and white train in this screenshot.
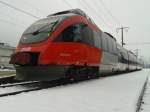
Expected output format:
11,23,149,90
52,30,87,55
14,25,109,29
10,9,143,81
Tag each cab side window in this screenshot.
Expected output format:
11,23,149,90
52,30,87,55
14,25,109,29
53,25,76,42
101,33,108,51
80,24,94,46
73,24,82,42
54,23,95,47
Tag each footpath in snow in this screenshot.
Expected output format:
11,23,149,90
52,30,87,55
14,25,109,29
0,69,149,112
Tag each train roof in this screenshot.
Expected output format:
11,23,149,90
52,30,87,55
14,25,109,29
128,50,137,56
47,9,96,25
48,9,86,17
49,9,118,44
23,9,98,35
104,32,116,41
117,44,137,57
117,43,128,52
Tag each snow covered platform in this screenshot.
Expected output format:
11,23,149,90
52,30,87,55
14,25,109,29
0,69,149,112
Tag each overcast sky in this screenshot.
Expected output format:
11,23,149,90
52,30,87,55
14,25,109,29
0,0,150,61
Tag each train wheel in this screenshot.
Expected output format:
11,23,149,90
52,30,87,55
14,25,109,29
66,66,99,81
65,66,77,81
87,67,99,78
66,66,86,81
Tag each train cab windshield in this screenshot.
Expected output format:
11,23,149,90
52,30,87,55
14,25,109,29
20,17,60,44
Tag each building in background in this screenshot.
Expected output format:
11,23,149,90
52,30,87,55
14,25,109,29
0,42,15,69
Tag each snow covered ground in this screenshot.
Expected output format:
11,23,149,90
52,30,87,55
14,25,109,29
0,69,16,78
0,69,149,112
140,72,150,112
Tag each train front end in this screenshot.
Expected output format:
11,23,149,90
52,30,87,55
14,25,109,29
10,16,65,80
10,10,102,81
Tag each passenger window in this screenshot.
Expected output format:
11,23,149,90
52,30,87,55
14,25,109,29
108,39,112,53
109,39,116,54
99,32,102,48
113,41,117,54
106,38,110,52
93,31,102,48
101,33,108,51
103,37,108,51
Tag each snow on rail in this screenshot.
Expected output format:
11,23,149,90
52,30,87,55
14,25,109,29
140,74,150,112
0,69,149,112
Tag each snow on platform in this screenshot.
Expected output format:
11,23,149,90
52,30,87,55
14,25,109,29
140,73,150,112
0,69,149,112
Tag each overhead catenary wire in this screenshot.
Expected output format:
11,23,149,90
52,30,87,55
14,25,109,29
77,0,98,21
96,0,125,41
63,0,73,8
96,0,123,39
62,0,121,36
18,0,48,16
99,0,122,27
92,0,118,29
0,0,40,19
89,1,115,34
0,0,122,37
78,0,114,33
0,10,30,25
82,0,112,28
0,18,26,29
126,42,150,45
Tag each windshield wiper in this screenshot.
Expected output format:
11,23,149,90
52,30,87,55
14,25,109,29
49,20,59,33
32,30,40,35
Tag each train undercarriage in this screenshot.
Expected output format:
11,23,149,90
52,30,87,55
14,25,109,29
15,65,99,81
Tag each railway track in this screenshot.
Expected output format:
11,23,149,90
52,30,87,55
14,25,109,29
0,75,18,85
0,71,138,98
0,81,41,88
0,81,41,97
0,80,51,97
0,79,71,97
0,76,95,98
0,87,41,97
